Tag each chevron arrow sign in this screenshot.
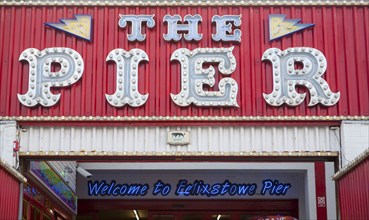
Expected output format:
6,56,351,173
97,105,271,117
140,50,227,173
269,14,314,41
45,14,92,41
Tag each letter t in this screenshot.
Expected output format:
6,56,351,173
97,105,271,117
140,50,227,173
118,15,155,41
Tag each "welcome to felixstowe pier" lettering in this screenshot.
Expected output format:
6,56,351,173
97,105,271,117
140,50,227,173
87,179,291,198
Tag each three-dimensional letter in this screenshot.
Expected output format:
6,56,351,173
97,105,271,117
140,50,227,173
118,15,155,41
105,49,149,107
18,48,84,107
262,47,340,106
163,14,202,41
212,15,242,42
171,47,238,107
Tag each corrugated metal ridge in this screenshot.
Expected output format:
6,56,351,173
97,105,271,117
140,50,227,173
333,147,369,180
1,0,368,6
20,151,339,157
2,115,369,121
0,159,27,183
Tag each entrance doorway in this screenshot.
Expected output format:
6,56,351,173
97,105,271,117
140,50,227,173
77,199,298,220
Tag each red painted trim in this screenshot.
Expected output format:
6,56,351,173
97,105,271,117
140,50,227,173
315,162,327,220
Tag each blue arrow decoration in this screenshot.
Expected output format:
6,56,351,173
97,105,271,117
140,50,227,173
269,14,314,41
45,14,93,41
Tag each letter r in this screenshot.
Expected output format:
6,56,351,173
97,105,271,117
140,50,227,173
262,47,340,106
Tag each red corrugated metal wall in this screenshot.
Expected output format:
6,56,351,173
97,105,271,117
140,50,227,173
0,167,20,220
0,6,368,118
337,157,369,219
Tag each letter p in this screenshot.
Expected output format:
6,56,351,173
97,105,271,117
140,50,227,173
261,179,273,195
18,48,84,107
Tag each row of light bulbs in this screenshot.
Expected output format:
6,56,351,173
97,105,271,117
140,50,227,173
22,150,338,156
1,0,368,6
1,115,368,121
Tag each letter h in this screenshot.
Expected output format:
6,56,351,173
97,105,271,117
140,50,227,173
163,14,203,41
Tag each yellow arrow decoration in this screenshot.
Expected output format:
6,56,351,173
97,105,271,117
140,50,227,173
45,15,92,41
269,14,314,41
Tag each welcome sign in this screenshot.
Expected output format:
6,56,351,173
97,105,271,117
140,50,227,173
87,179,291,198
77,170,300,200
